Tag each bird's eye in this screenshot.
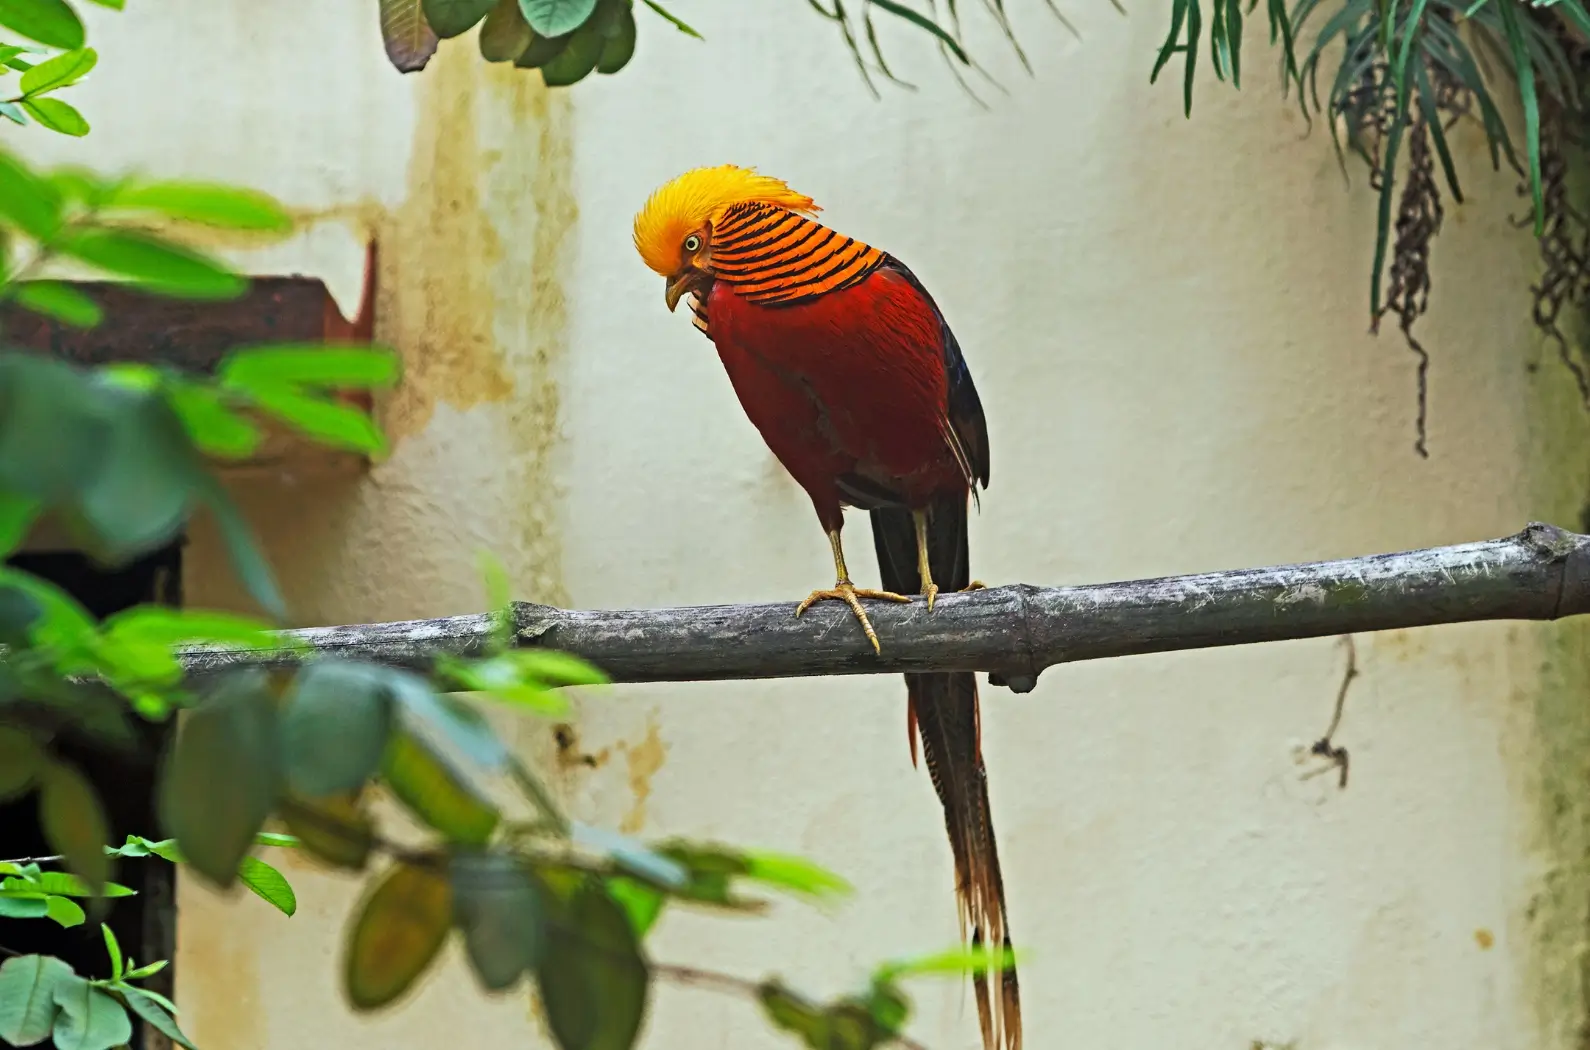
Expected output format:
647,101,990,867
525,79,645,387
683,234,702,252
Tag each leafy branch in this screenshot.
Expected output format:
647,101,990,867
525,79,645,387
1153,0,1590,453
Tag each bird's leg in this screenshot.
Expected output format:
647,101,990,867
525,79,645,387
914,510,940,611
913,509,985,613
796,529,910,654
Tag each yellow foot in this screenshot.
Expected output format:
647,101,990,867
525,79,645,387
796,581,910,654
923,580,984,613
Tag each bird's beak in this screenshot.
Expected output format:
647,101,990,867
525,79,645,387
664,272,690,313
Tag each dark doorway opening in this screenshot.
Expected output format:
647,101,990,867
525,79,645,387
0,541,182,1050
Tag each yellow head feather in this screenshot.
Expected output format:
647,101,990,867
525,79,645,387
633,165,819,276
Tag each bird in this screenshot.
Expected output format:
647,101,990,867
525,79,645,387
633,164,1020,1050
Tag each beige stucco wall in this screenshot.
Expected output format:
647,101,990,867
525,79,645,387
18,0,1590,1047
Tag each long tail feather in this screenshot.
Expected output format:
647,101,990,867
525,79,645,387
871,498,1021,1050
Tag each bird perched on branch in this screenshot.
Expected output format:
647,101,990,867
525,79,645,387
633,164,1020,1050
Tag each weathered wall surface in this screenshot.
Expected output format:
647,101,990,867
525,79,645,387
17,0,1590,1047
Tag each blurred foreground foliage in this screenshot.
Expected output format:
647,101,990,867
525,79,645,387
0,3,1012,1049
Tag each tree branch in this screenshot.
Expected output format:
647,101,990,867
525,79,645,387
180,522,1590,694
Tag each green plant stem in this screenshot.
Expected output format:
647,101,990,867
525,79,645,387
653,963,933,1050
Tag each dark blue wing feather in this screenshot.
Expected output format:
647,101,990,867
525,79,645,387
879,255,990,490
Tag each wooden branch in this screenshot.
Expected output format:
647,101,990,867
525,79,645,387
179,523,1590,693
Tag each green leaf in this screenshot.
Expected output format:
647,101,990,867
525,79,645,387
0,150,61,239
479,0,533,59
196,475,286,619
0,99,26,124
58,229,246,300
220,345,400,391
70,391,201,563
122,959,168,981
740,850,851,900
571,823,686,889
0,356,115,503
0,893,50,918
1151,0,1188,82
868,0,965,62
1209,0,1227,81
439,653,571,717
103,606,276,652
239,385,386,455
106,181,292,232
604,876,664,938
0,0,83,48
1497,0,1543,235
514,29,570,66
101,924,122,981
51,976,130,1050
519,0,597,36
424,0,495,36
381,0,439,71
536,878,649,1050
451,852,545,992
44,896,84,927
157,669,283,887
255,831,299,848
0,725,42,801
508,649,608,687
757,981,831,1050
18,96,86,135
238,855,297,916
1554,0,1590,41
0,491,40,555
19,46,94,95
538,13,604,84
478,548,512,618
389,675,511,770
595,0,635,73
1183,0,1201,116
164,379,263,458
11,281,101,326
344,861,453,1010
118,987,195,1050
873,944,1020,983
281,793,375,871
0,954,72,1045
105,836,155,858
38,761,110,894
282,660,395,798
8,873,135,898
1225,0,1241,87
654,842,846,906
864,982,910,1038
0,584,42,647
379,731,499,846
639,0,699,37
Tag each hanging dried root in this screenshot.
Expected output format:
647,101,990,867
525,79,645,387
1522,127,1590,405
1376,112,1444,459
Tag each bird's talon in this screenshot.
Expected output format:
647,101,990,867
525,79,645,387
923,582,941,612
964,580,987,592
796,581,908,654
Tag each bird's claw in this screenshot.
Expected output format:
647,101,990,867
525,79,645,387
796,581,911,654
922,580,983,614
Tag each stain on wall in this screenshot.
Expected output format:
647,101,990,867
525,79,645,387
181,891,266,1050
380,44,515,443
1520,309,1590,1048
620,719,668,834
166,26,580,1050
